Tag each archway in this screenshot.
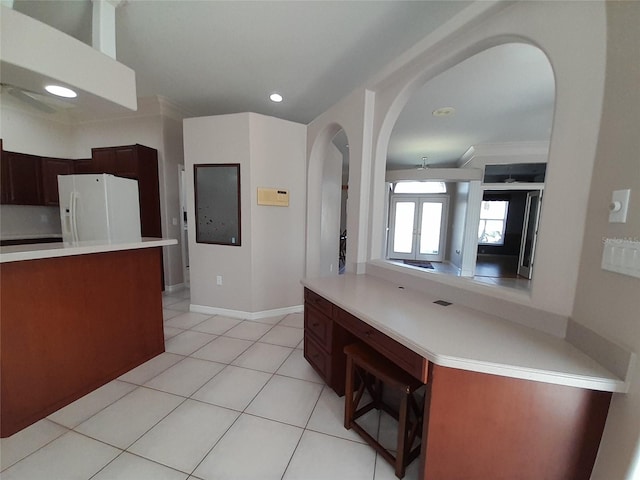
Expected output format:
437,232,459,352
306,123,350,278
372,42,554,290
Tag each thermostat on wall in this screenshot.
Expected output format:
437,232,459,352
257,187,289,207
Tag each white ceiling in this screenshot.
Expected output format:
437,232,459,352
386,43,555,170
8,1,555,169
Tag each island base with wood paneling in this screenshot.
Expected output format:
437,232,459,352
0,244,170,438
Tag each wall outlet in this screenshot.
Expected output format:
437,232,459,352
216,275,223,286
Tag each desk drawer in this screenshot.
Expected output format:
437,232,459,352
304,288,333,318
305,303,333,350
304,334,330,381
335,307,428,383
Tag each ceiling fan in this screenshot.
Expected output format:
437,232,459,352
0,83,75,114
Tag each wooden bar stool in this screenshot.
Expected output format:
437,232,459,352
344,343,425,479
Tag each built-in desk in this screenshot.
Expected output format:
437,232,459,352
302,274,624,480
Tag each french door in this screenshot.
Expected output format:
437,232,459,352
518,190,542,279
387,195,449,262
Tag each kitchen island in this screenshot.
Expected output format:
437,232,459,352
302,274,631,480
0,238,177,437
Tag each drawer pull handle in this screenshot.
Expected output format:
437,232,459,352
312,322,320,327
364,331,373,337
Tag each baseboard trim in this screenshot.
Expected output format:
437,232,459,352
190,303,303,320
164,283,187,293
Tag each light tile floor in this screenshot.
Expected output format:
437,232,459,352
0,289,420,480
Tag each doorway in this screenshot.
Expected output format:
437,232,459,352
178,165,189,286
475,188,542,280
306,123,350,278
388,195,449,263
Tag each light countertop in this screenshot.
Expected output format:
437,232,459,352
0,238,178,263
302,274,628,393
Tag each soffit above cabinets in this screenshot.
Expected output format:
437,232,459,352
0,6,137,117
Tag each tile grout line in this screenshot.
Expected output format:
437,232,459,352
184,334,291,478
0,422,71,473
180,319,298,478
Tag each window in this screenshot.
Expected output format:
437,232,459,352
478,200,508,245
393,181,446,194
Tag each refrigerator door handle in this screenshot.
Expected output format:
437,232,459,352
71,191,80,243
62,191,74,241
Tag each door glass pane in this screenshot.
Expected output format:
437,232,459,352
522,196,539,268
393,202,415,254
419,202,442,255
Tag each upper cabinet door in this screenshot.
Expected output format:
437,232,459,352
91,146,138,178
41,158,75,206
73,158,98,174
5,152,43,205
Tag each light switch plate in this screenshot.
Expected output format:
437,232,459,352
609,189,631,223
601,239,640,279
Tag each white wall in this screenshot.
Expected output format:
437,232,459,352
249,114,307,310
1,6,136,110
305,1,637,477
308,1,607,325
161,112,186,289
184,112,306,315
573,3,640,478
184,113,253,312
0,99,75,157
448,181,469,268
368,1,606,319
307,88,376,276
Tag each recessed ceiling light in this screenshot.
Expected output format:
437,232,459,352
45,85,77,98
432,106,455,117
269,93,283,103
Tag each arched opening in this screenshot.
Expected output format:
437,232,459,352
306,123,350,278
377,42,555,290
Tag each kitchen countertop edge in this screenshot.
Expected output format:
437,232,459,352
0,238,178,263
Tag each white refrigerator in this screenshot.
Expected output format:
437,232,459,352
58,174,142,243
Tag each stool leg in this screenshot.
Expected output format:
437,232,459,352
395,392,409,479
344,355,355,430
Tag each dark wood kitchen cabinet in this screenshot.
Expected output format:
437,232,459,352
303,288,353,395
91,145,162,238
1,151,43,205
0,140,7,204
72,158,95,174
41,157,74,205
